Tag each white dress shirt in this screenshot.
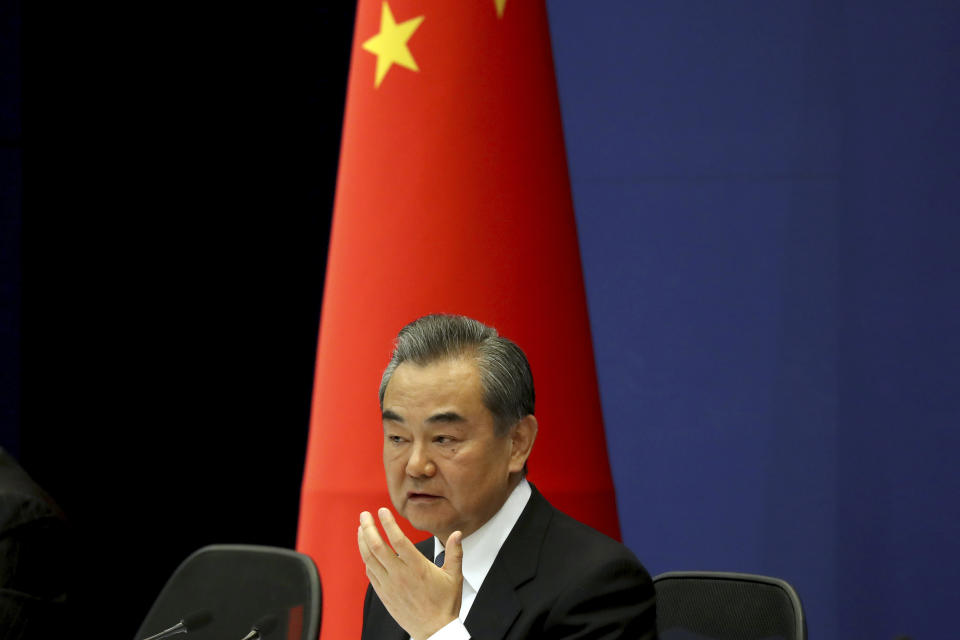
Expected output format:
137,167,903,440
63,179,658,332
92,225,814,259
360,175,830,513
419,479,532,640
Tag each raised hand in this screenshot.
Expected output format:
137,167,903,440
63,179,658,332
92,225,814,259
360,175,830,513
358,508,464,640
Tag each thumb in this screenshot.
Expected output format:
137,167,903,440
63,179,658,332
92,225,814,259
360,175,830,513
442,531,463,576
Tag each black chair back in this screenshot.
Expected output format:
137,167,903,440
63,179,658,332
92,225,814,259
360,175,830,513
653,571,806,640
135,544,320,640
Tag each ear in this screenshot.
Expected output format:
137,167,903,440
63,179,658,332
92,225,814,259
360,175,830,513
508,414,538,473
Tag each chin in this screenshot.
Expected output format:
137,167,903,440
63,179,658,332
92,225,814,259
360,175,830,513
403,512,438,533
403,512,449,537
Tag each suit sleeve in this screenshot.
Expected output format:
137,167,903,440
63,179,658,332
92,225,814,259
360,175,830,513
542,550,656,640
360,584,385,640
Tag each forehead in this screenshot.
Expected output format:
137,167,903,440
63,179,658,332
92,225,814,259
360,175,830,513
383,357,484,412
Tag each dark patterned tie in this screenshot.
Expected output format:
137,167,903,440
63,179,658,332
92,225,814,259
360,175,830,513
434,551,445,567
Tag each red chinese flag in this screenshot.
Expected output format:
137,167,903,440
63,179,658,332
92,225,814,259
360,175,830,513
297,2,621,638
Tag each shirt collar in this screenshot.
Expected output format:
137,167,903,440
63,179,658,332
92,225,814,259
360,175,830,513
433,478,532,593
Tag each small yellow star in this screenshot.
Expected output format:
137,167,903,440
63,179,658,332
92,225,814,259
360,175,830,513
362,2,425,88
494,0,507,18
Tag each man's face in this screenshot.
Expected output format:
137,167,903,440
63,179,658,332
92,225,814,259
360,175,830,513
382,356,520,542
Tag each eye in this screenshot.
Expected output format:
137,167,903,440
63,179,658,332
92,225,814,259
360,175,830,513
386,434,407,445
434,435,455,445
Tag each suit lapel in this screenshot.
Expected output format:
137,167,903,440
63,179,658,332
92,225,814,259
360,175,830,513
463,485,554,638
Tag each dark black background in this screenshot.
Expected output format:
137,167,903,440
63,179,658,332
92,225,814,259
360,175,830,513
14,3,357,636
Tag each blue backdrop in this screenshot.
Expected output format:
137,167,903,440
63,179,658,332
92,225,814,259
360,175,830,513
547,2,959,639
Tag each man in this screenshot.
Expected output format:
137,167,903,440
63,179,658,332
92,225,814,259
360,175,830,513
358,314,656,640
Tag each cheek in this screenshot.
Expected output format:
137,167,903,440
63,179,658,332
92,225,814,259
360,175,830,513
386,456,403,471
383,455,405,481
384,444,406,463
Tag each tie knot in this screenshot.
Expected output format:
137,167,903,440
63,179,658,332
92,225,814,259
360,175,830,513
434,551,445,567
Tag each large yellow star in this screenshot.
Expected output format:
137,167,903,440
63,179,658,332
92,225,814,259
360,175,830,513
362,2,425,88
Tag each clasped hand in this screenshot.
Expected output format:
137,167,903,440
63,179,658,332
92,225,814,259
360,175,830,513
358,508,464,640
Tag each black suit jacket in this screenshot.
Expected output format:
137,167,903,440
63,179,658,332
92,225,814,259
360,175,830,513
361,485,656,639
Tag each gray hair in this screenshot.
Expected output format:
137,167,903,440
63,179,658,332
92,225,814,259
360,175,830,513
379,314,535,436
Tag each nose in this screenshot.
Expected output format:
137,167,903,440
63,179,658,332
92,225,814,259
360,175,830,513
405,440,436,478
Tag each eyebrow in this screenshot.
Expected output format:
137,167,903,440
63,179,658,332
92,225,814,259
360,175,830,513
381,409,466,424
426,411,466,424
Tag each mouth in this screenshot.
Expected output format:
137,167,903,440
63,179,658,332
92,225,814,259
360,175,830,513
406,492,442,503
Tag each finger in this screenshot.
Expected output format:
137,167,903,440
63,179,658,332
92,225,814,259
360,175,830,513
358,515,390,576
360,532,383,589
442,530,464,577
377,507,419,561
